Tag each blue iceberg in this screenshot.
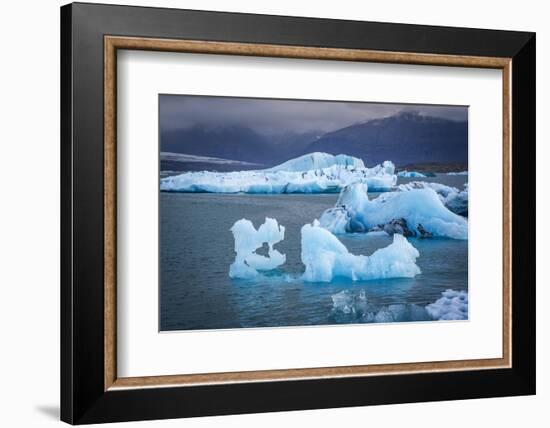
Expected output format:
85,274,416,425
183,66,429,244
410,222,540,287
397,170,427,178
331,288,468,323
229,217,286,279
425,289,468,320
397,181,468,217
301,220,421,282
319,182,468,239
160,152,397,193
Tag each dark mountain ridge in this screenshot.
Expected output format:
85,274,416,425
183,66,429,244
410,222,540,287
161,125,318,166
301,111,467,166
161,111,468,170
160,125,272,164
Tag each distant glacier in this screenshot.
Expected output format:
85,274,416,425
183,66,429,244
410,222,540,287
160,152,397,193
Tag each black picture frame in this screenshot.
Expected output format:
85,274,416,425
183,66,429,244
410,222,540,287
61,2,535,424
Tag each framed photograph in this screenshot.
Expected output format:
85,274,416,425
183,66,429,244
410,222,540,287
61,2,535,424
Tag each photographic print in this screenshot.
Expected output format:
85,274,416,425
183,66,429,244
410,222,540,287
159,95,469,331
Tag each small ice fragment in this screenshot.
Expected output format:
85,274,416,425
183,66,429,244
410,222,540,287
229,217,286,279
425,289,468,320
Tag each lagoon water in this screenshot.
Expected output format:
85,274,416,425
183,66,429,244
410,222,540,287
160,175,468,331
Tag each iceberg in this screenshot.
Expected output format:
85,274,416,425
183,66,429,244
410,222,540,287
319,182,468,239
331,290,431,323
265,152,364,172
444,183,468,217
160,152,397,193
229,218,286,279
331,289,370,316
301,220,421,282
397,170,426,178
425,289,468,320
331,288,468,323
447,171,468,176
397,181,468,217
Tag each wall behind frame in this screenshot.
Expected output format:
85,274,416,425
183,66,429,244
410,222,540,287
0,0,545,427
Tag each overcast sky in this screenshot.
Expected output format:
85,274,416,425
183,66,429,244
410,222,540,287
160,94,468,136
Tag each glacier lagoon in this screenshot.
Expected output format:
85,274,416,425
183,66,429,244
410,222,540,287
160,173,468,331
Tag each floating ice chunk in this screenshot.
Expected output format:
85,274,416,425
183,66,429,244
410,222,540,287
331,289,369,316
336,179,371,207
320,182,468,239
229,218,286,279
330,290,431,323
318,181,371,234
265,152,365,172
317,207,350,235
301,220,421,282
331,291,431,323
447,171,468,176
397,181,468,217
398,181,456,197
331,289,467,323
244,251,286,271
397,170,426,178
367,160,395,176
425,289,468,320
444,183,468,217
160,152,397,193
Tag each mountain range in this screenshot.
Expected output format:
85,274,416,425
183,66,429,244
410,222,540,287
160,111,467,169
